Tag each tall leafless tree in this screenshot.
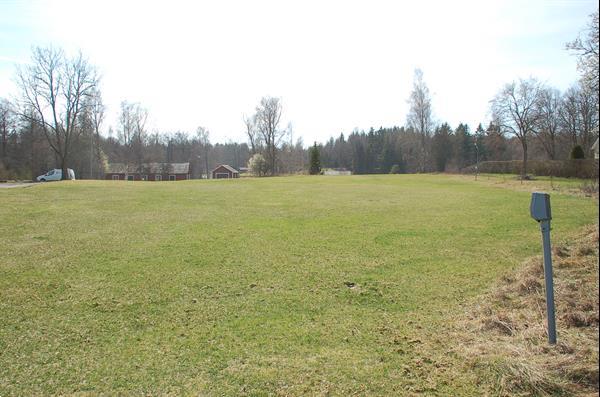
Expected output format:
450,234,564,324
16,46,99,179
576,86,599,153
567,9,599,157
196,126,210,178
243,114,260,155
118,101,148,172
79,89,104,178
535,86,562,160
560,84,599,153
406,69,433,172
0,98,16,169
255,96,285,175
89,89,105,178
567,9,599,97
560,85,581,147
491,78,542,178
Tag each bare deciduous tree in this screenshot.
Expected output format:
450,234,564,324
535,86,561,160
90,91,105,178
491,78,542,178
575,86,599,153
255,96,285,175
196,126,210,178
16,46,99,179
118,101,148,171
560,83,599,153
0,98,16,168
567,9,599,96
560,85,581,147
243,114,260,155
406,69,433,172
567,9,599,156
79,89,104,178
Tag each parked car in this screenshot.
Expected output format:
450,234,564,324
36,168,76,181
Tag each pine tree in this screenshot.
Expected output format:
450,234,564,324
454,123,475,169
432,123,453,172
379,141,395,173
309,142,321,175
474,123,487,161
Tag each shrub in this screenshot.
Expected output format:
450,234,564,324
390,164,402,174
461,160,598,179
248,153,268,177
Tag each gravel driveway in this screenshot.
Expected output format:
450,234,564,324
0,183,38,189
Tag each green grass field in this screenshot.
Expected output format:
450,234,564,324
0,175,597,395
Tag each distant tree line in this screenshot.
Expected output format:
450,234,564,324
0,10,597,180
317,74,597,176
318,10,598,177
0,92,253,180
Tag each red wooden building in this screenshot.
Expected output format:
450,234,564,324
211,164,239,179
105,162,191,181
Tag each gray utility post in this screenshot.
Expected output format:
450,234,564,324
530,192,557,344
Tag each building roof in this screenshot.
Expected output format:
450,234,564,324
211,164,239,173
106,162,190,174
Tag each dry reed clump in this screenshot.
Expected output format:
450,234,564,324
455,224,599,396
579,179,599,197
479,355,566,396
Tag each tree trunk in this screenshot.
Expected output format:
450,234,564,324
89,132,94,179
521,141,528,179
204,149,209,179
61,156,69,180
271,146,276,176
1,125,7,167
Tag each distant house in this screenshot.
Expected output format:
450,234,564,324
211,164,239,179
105,162,191,181
592,137,599,160
323,168,352,176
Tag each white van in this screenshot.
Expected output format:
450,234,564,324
36,168,76,182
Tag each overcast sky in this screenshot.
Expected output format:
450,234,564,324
0,0,597,145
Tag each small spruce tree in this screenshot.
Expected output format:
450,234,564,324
570,145,585,159
309,142,321,175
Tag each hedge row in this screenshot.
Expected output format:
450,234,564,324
461,160,599,179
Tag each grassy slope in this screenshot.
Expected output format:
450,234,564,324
454,173,598,196
0,175,597,395
455,224,599,396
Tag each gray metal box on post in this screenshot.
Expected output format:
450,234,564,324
530,192,551,221
530,192,557,344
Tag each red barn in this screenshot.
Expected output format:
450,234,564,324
211,164,239,179
105,162,191,181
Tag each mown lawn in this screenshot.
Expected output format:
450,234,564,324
0,175,597,395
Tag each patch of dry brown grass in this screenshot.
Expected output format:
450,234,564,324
455,224,599,396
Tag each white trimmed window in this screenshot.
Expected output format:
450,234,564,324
112,175,119,181
169,175,176,181
155,175,162,181
127,175,134,181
